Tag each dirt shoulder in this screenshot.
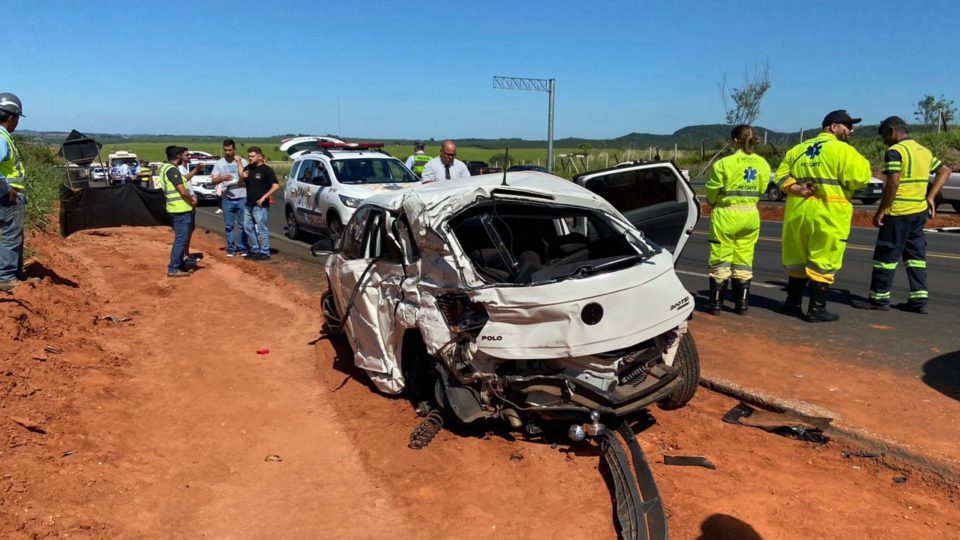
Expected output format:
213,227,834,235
1,226,957,538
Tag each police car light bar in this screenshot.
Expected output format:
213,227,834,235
318,141,385,149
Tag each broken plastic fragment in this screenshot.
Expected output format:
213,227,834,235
722,402,831,444
663,455,716,470
256,348,270,355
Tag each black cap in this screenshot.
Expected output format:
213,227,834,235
822,110,862,127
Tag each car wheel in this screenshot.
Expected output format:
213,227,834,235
657,331,700,411
285,208,301,240
765,184,783,202
327,214,343,238
859,198,879,205
321,291,343,335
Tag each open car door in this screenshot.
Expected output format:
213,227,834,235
575,161,699,261
279,136,346,158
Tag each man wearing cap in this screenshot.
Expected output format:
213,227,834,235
0,93,27,291
421,140,470,183
404,141,431,177
852,116,952,314
774,110,871,322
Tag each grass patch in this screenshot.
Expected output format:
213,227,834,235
16,135,62,231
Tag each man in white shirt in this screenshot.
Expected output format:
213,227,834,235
211,139,250,257
421,140,470,183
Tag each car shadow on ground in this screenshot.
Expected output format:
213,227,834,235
22,261,79,288
922,350,960,402
695,513,763,540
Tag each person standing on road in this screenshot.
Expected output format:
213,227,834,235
775,110,871,322
705,125,771,315
240,147,279,261
0,93,27,291
158,146,198,278
421,140,470,183
177,150,204,267
852,116,951,314
211,139,249,257
404,141,431,177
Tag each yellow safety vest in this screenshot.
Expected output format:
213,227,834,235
884,139,942,216
158,163,193,214
775,132,870,204
412,154,431,175
707,150,771,208
0,128,25,190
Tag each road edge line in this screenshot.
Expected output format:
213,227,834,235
699,374,960,484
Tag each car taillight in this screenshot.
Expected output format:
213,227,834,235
436,293,488,334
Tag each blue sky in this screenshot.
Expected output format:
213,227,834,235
10,0,960,139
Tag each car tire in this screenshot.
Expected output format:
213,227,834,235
859,198,879,205
327,214,343,238
321,291,343,335
285,207,301,240
657,331,700,411
765,184,783,202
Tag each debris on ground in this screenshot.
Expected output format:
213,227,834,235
95,314,131,325
663,455,717,470
842,450,883,459
893,476,908,484
264,454,282,462
10,416,46,434
43,345,62,355
256,348,270,355
408,410,443,449
510,450,524,462
722,402,831,444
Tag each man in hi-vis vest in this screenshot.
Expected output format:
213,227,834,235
158,145,198,278
0,93,27,291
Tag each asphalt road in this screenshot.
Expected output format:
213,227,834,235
195,195,960,377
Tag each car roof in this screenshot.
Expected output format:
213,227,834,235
362,171,610,213
295,150,398,161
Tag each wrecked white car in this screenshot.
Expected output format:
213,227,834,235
313,164,699,539
314,163,700,425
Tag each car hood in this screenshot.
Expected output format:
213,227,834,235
339,182,419,197
467,251,693,359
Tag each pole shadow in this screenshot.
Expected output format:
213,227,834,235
922,350,960,402
696,513,763,540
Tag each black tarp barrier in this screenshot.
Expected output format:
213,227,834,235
60,182,171,237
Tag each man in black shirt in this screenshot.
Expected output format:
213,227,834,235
241,146,279,260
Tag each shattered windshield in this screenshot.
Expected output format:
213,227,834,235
449,201,655,284
331,158,419,184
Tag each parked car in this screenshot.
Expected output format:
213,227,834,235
186,160,220,204
89,166,108,182
931,170,960,213
283,140,420,239
312,162,700,428
764,175,884,205
507,164,548,173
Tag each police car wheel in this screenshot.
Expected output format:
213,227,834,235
859,198,878,206
328,215,343,238
657,331,700,411
765,185,783,202
285,208,301,240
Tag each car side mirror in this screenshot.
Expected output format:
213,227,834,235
310,235,339,257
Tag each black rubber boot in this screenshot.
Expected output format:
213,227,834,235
732,279,751,315
707,279,727,315
805,281,840,323
782,277,808,317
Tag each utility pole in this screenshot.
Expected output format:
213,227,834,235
493,76,556,173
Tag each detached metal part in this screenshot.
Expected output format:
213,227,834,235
596,421,668,540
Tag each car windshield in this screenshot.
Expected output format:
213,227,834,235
449,200,656,285
331,157,418,184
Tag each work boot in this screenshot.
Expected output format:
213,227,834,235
851,298,890,311
781,277,808,317
805,281,839,323
706,279,727,315
895,302,928,315
731,279,751,315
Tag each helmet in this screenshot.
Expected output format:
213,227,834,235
0,93,24,117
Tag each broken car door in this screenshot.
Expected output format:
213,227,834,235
327,206,407,392
575,162,699,260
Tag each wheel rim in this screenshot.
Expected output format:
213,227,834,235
329,217,342,236
286,211,297,238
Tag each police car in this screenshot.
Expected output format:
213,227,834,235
185,158,221,204
282,139,420,239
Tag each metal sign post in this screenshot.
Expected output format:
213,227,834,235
493,75,556,173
